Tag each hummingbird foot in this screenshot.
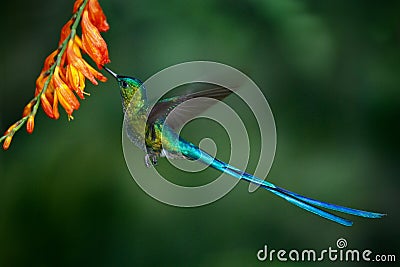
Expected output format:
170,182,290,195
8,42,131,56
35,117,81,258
144,153,158,167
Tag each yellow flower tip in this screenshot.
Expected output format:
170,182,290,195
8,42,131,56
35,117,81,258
3,135,13,150
83,91,91,96
26,116,35,134
68,114,75,121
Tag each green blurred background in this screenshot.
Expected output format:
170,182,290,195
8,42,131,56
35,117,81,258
1,0,399,266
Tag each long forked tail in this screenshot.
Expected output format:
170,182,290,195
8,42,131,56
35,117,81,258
184,147,385,226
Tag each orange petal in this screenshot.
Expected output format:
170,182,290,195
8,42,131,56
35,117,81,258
66,39,98,84
42,50,59,72
45,81,55,104
53,67,80,115
52,90,60,120
81,10,110,68
70,38,105,83
87,0,109,32
66,64,86,99
40,94,55,119
59,19,73,46
84,60,107,82
74,35,83,49
59,66,67,81
60,84,80,110
73,0,85,13
56,87,81,115
35,74,46,96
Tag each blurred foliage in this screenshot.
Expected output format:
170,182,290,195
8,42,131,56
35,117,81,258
1,0,399,266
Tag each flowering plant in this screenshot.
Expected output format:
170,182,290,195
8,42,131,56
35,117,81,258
0,0,110,150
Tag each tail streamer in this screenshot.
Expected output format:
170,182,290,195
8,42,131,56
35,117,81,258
184,146,385,226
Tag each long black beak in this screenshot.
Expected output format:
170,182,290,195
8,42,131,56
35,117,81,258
103,66,118,79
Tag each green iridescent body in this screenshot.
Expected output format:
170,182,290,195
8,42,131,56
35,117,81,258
116,74,199,165
103,67,384,226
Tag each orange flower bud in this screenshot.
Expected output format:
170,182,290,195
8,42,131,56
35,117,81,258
23,101,34,117
26,116,35,134
4,122,19,136
3,135,13,150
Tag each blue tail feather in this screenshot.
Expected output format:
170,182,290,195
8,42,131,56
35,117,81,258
268,187,353,226
184,146,385,226
275,186,385,219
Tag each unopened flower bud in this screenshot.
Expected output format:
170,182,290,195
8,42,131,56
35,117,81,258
22,101,34,117
3,135,13,150
26,116,35,134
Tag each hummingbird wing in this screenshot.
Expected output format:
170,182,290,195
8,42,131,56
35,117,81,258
147,84,233,131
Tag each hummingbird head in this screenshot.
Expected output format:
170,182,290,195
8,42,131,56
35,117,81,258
103,66,146,111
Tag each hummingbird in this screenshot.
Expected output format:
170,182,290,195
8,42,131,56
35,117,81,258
103,66,384,226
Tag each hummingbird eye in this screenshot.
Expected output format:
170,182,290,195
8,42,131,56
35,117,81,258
120,81,128,88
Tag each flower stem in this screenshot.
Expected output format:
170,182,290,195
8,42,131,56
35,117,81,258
0,0,89,147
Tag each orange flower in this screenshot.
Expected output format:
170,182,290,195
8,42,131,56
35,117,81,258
74,0,109,32
81,10,110,69
66,39,105,85
52,66,80,116
1,0,111,150
59,19,73,46
36,1,109,120
66,63,86,99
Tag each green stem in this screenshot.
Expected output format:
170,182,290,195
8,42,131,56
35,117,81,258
0,0,89,145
